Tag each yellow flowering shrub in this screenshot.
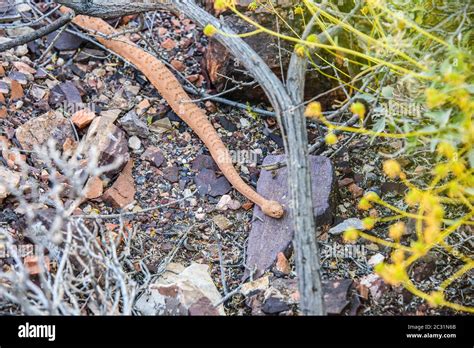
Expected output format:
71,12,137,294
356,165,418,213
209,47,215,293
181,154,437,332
205,0,473,313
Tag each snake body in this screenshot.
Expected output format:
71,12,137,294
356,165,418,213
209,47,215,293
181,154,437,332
69,14,284,218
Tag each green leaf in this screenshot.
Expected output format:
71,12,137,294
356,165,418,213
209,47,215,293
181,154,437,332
468,149,474,169
426,109,452,127
372,117,386,133
381,86,394,99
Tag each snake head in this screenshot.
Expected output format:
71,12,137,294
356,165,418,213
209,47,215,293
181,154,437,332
261,200,284,219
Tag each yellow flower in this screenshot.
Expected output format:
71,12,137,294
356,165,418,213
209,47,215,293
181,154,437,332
350,102,366,120
436,142,455,159
396,19,405,30
433,163,449,178
388,222,405,241
451,161,465,177
405,188,422,206
362,217,376,230
325,132,338,145
453,89,469,111
391,249,405,264
294,6,304,15
443,72,465,86
447,181,460,198
428,291,444,307
358,198,372,211
410,240,428,257
364,191,380,202
423,223,440,244
248,1,258,10
295,44,306,57
304,102,322,119
383,159,401,179
306,34,319,44
203,24,218,37
343,227,359,243
425,88,448,109
214,0,228,11
375,263,407,286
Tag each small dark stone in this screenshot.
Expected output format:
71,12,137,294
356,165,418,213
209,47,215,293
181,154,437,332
119,110,149,137
47,31,85,51
381,181,408,196
0,208,19,224
34,68,48,79
191,154,218,171
8,72,27,84
162,165,179,183
165,109,181,123
141,146,165,168
59,81,82,104
48,85,65,106
218,116,237,132
323,279,352,315
71,65,86,78
136,176,146,185
261,296,289,314
194,168,231,197
266,132,284,148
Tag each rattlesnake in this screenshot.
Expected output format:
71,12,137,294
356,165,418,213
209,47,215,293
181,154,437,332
67,14,284,218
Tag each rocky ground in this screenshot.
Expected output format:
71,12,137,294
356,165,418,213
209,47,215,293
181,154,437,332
0,4,471,315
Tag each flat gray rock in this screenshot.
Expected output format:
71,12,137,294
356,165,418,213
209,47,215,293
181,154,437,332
329,218,365,235
245,155,335,278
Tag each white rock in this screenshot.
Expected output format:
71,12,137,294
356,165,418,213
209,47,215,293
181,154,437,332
0,167,21,202
15,44,28,57
135,263,225,316
329,218,365,235
128,136,142,150
17,3,32,12
368,253,385,267
240,117,250,128
216,194,232,211
195,212,206,220
241,276,270,296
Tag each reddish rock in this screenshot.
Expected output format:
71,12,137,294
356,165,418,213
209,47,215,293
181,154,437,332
82,115,129,176
71,109,95,129
10,80,24,100
162,165,179,183
338,177,354,187
186,74,199,83
141,146,165,168
205,101,217,113
275,252,291,275
13,61,36,74
0,106,7,119
136,99,150,115
242,201,254,210
84,176,103,199
24,255,50,275
161,38,176,51
15,111,76,151
170,59,185,72
103,160,136,208
348,183,364,198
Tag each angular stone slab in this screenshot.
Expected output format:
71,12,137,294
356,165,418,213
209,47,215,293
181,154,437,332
245,155,335,279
